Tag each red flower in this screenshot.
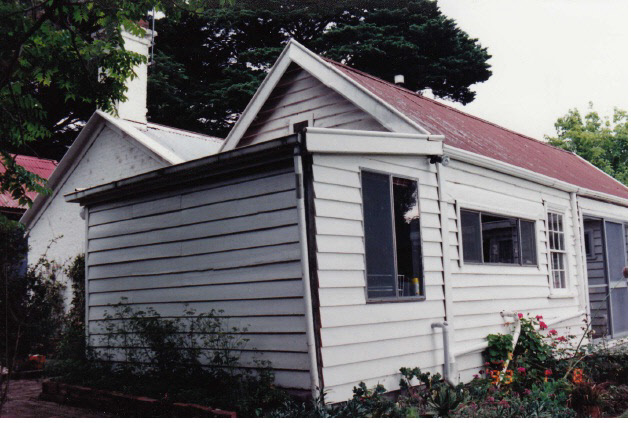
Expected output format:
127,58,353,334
473,374,480,379
539,321,548,330
535,315,543,321
484,362,490,367
544,369,553,376
518,313,524,319
549,329,558,336
524,389,531,395
556,336,567,342
517,367,526,374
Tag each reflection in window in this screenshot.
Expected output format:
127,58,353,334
361,171,423,300
461,209,537,266
548,212,566,289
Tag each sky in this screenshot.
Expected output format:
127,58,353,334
434,0,628,141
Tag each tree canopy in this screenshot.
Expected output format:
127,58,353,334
546,105,628,185
0,0,226,218
147,0,492,137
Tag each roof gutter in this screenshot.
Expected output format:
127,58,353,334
65,135,299,205
444,145,628,207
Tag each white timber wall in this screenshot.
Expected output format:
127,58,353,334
84,166,312,390
442,159,588,381
311,152,446,403
238,64,387,147
27,126,164,302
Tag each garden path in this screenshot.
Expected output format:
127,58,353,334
0,379,113,418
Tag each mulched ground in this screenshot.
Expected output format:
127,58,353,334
1,379,113,418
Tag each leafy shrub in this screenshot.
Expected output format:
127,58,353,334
0,224,65,368
47,301,291,416
55,254,86,361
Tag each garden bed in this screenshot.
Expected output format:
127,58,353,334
39,379,237,418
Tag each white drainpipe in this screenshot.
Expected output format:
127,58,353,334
432,321,458,387
294,150,320,399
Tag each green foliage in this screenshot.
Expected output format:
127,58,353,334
546,104,628,184
147,0,492,137
47,301,290,416
485,333,513,368
0,224,65,367
55,255,86,361
0,0,229,207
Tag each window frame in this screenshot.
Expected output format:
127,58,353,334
545,207,570,293
359,168,426,303
459,208,539,267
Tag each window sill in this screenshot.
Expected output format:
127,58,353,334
548,292,574,299
367,297,426,304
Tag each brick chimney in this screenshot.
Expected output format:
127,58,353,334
115,24,155,123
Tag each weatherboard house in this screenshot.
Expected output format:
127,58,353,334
65,41,628,402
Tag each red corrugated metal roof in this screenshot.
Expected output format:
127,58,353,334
0,155,58,211
326,59,627,199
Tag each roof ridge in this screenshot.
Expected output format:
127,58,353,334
324,58,576,157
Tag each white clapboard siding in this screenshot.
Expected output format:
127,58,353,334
239,64,387,146
85,164,312,389
310,152,446,397
443,159,586,387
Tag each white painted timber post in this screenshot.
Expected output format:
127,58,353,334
294,148,320,399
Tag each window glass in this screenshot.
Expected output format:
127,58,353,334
461,211,482,263
482,214,519,264
520,220,537,265
547,212,566,289
361,172,396,298
393,177,423,297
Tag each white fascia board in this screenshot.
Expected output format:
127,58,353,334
96,111,182,165
219,44,295,152
305,127,443,155
444,145,628,207
286,40,429,136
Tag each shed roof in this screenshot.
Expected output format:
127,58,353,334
0,155,57,211
326,59,627,199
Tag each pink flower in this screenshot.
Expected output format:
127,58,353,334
517,367,526,374
556,336,567,342
524,389,531,395
549,329,558,336
473,374,480,379
499,399,509,407
518,313,524,319
544,369,553,376
539,321,548,330
484,362,490,367
535,315,543,321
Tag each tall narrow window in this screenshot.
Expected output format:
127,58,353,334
547,212,567,289
361,171,423,300
461,209,537,266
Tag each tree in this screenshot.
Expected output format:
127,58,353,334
546,104,628,185
147,0,492,137
0,0,226,213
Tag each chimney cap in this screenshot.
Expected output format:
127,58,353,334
394,74,405,85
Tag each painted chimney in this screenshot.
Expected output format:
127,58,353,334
394,74,405,86
115,23,155,123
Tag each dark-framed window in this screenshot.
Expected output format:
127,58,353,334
460,209,537,265
361,170,424,300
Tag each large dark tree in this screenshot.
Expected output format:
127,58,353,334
148,0,492,137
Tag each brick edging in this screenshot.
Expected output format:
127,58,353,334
40,379,237,418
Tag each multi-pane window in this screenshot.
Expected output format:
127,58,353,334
361,171,424,300
461,209,537,265
547,212,566,289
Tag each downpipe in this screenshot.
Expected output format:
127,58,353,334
499,311,521,373
432,321,458,387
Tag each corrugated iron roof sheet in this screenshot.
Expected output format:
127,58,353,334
0,155,57,211
132,121,223,161
327,59,627,199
